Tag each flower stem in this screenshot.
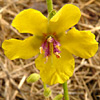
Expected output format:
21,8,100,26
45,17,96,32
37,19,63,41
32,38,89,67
46,0,53,14
63,81,69,100
43,83,47,89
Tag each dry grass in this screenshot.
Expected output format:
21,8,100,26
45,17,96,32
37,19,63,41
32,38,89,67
0,0,100,100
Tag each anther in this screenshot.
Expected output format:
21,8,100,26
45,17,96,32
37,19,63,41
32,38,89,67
56,45,61,51
55,52,61,58
40,47,43,54
47,36,53,43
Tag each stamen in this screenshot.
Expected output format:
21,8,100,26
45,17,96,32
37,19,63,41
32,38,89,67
45,43,50,57
40,47,43,54
40,36,61,62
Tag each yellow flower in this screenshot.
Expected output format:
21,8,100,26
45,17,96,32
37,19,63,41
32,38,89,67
2,4,98,85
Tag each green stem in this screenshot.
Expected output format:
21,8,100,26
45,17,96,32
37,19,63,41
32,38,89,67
46,0,53,14
43,83,47,89
63,81,69,100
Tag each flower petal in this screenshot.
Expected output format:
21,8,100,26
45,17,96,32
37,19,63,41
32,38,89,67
60,27,98,58
49,4,81,34
2,36,41,60
35,49,75,85
12,9,48,36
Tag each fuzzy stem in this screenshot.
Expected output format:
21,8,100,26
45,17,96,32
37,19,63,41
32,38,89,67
63,81,69,100
46,0,53,14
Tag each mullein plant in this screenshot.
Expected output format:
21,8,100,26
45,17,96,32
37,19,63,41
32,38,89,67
2,0,98,100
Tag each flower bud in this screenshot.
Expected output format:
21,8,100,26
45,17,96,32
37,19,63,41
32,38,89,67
27,73,40,83
48,10,56,20
53,94,63,100
43,87,51,97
